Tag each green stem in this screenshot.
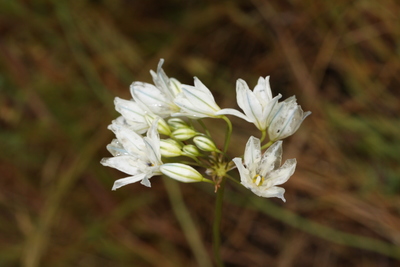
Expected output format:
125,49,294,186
260,130,267,143
261,140,274,150
197,119,212,138
225,173,241,186
221,116,232,154
213,177,226,267
164,179,213,267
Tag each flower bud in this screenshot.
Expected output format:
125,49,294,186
171,128,197,141
160,163,205,183
182,144,200,157
167,118,188,130
160,139,182,157
193,136,218,152
145,114,171,136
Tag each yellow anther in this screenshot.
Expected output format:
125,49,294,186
252,174,264,186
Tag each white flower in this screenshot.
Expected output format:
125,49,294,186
215,78,276,123
130,59,182,117
113,97,171,135
160,163,206,183
268,96,311,141
232,137,296,202
101,121,162,190
173,77,222,118
113,97,153,134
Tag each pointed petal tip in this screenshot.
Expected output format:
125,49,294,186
140,178,152,187
100,158,109,166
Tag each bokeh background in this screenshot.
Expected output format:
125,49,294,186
1,0,400,266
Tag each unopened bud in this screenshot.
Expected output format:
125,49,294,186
145,114,171,136
182,144,200,157
168,118,189,130
160,163,205,183
193,136,218,152
160,139,182,157
171,128,197,141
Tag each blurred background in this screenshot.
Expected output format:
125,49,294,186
1,0,400,266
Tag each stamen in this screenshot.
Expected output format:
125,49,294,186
252,174,264,186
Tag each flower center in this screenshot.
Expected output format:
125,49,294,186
252,174,265,186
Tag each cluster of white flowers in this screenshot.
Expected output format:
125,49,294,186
101,59,310,202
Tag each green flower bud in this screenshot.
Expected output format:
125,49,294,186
182,144,200,157
193,136,218,152
167,118,188,130
160,139,182,157
171,128,197,141
160,163,205,183
145,114,171,136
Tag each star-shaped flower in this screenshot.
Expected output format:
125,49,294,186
173,77,222,118
101,121,163,190
232,136,296,202
216,77,279,124
268,96,311,141
130,59,182,117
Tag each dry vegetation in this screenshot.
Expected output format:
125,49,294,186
1,0,400,266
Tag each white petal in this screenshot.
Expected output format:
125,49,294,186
268,99,311,141
113,126,146,156
169,78,183,97
114,97,147,123
259,141,283,177
174,91,216,118
110,116,148,135
215,108,252,122
257,186,286,202
236,79,263,128
253,76,272,102
130,81,172,116
179,83,220,115
260,94,282,129
106,139,129,157
244,136,261,171
193,77,215,100
140,176,152,187
265,158,296,187
112,173,147,190
144,121,162,165
100,156,142,176
232,158,250,185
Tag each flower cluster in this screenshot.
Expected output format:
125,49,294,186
101,59,310,201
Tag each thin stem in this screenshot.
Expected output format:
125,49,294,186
261,140,274,150
201,177,216,184
221,116,232,154
225,173,241,186
197,119,212,138
260,130,267,143
164,179,213,267
213,177,226,267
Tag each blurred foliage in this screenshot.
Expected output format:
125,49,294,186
1,0,400,266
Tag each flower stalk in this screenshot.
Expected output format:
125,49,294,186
213,177,226,267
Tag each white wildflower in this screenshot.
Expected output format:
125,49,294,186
130,59,182,117
101,121,162,190
268,96,311,141
232,137,296,202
